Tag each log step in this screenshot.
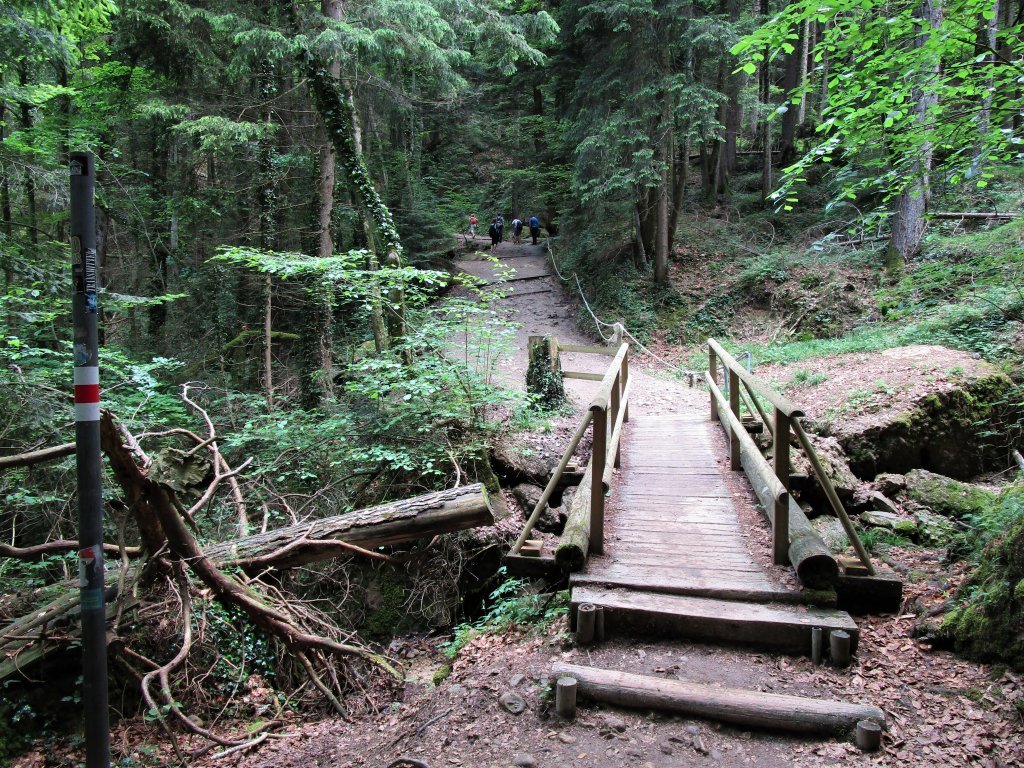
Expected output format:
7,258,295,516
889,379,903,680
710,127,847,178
570,586,858,656
551,662,885,736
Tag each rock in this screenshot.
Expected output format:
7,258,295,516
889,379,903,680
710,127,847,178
499,691,527,715
492,438,551,486
512,753,537,767
509,673,524,687
684,724,700,736
557,733,576,744
909,504,960,545
536,506,567,535
792,434,864,504
602,714,627,733
694,734,709,754
659,742,673,755
807,346,1011,479
873,473,907,496
811,515,849,553
859,509,918,536
513,483,544,512
904,469,996,519
866,489,902,516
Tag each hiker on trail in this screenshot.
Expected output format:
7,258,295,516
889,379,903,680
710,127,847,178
511,217,523,244
495,214,504,243
489,219,500,248
529,215,541,245
469,214,477,237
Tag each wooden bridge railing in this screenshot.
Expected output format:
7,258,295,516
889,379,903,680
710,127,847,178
505,338,630,574
707,338,874,588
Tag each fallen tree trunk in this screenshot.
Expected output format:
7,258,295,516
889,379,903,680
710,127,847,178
552,662,885,736
0,442,76,469
931,211,1018,220
217,484,493,571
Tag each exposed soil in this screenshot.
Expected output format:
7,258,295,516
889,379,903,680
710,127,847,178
756,345,1002,435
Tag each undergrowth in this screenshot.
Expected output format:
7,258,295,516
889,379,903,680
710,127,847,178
441,570,568,661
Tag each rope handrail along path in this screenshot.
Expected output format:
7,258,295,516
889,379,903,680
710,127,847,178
546,239,699,381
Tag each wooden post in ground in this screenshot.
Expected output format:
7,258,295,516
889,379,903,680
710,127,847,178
547,336,560,373
856,719,882,751
729,368,741,471
577,603,597,644
556,676,578,720
811,627,824,665
708,346,718,421
773,408,791,565
831,630,851,667
590,404,607,555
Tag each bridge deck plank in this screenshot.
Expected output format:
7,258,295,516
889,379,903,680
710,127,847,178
574,414,798,601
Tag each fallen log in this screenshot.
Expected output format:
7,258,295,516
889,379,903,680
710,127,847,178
931,211,1018,220
552,662,885,736
0,442,77,469
212,484,493,571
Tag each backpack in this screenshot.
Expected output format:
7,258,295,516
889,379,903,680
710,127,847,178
529,216,539,228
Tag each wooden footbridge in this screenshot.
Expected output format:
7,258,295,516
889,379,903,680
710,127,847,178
507,337,899,740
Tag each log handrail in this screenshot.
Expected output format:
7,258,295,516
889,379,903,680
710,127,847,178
709,338,804,419
509,336,631,568
707,340,873,576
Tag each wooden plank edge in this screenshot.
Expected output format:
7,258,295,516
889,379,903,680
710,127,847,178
504,553,564,579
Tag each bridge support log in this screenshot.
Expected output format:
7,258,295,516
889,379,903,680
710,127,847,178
552,662,885,736
556,458,594,570
712,395,837,590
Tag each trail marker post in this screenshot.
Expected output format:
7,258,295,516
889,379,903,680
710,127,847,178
70,151,111,768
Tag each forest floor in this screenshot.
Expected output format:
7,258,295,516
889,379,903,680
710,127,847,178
18,240,1023,768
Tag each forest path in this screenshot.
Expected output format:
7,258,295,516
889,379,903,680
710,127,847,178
452,238,700,416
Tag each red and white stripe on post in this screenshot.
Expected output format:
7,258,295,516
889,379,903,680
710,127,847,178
74,366,100,422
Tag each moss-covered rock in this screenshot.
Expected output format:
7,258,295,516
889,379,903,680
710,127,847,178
909,504,961,545
904,469,996,519
941,484,1024,668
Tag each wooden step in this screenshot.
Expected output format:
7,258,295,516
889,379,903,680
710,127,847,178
551,662,884,736
570,586,857,655
570,571,805,605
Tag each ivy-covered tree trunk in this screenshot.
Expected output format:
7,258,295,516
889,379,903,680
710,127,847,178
283,0,408,356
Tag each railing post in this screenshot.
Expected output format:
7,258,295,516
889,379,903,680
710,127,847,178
773,408,791,565
708,345,718,421
590,404,607,555
728,368,741,471
610,370,621,469
620,347,629,424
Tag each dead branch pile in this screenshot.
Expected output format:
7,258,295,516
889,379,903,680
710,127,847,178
0,385,494,756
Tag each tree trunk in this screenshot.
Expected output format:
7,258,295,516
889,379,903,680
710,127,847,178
797,18,811,125
654,87,671,285
886,0,942,267
18,64,37,248
758,0,773,202
779,24,803,166
0,101,12,294
217,484,494,571
632,203,648,270
667,136,689,247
